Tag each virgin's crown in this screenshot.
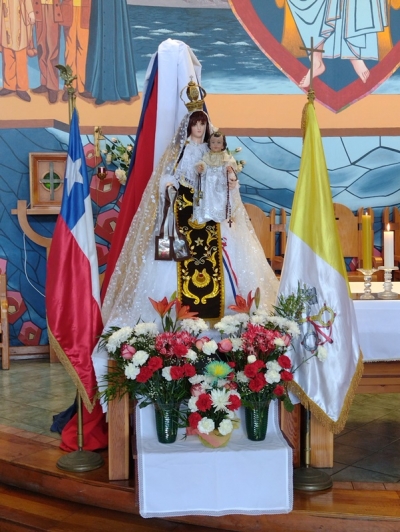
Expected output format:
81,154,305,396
180,79,207,112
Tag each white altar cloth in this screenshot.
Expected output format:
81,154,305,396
136,401,293,518
350,282,400,362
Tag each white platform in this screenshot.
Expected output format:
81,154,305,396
136,401,293,518
350,282,400,362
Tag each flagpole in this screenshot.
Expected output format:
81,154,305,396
55,67,104,472
290,39,333,491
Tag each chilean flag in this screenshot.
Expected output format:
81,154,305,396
47,109,107,450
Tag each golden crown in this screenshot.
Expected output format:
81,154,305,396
180,78,207,112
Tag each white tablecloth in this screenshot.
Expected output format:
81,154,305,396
136,401,293,518
350,282,400,362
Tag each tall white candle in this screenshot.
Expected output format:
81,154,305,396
384,224,394,268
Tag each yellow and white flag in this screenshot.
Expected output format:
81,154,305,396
279,100,363,433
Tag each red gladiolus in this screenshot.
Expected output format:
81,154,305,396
148,296,175,318
175,299,199,320
228,289,255,314
281,370,294,381
196,393,213,412
188,412,202,429
277,355,291,369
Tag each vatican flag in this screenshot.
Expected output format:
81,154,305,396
278,100,363,433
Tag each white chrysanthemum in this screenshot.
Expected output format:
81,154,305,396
198,417,215,434
115,168,127,185
269,316,300,338
217,379,228,388
265,368,281,384
218,418,233,435
247,355,256,363
231,338,243,352
236,371,250,383
250,309,270,326
189,374,205,385
106,326,133,353
132,350,149,366
184,349,198,362
226,410,235,419
134,322,159,337
188,396,199,412
124,363,140,380
162,366,172,381
317,345,328,361
202,375,214,388
274,337,286,347
235,313,250,326
211,388,230,412
202,340,218,355
180,318,208,336
267,360,281,372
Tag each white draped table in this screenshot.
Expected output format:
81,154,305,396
350,282,400,362
136,401,293,518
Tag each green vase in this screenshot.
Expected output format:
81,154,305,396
244,400,270,441
154,402,180,444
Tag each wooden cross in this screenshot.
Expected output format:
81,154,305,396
39,162,63,201
299,37,325,92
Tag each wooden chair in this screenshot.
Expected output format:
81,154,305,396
333,203,382,282
0,273,10,370
244,203,286,274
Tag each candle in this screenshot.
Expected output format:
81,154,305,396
384,224,394,268
362,212,372,270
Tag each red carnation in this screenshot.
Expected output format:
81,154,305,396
227,394,241,411
173,343,189,357
244,363,259,379
277,355,291,369
280,370,294,381
147,356,163,371
196,393,213,412
273,385,285,397
249,372,266,392
136,366,154,383
183,363,196,377
170,366,185,380
188,412,202,429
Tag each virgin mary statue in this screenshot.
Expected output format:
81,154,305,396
93,40,279,393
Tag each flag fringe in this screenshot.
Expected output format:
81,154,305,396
289,351,364,434
48,328,96,414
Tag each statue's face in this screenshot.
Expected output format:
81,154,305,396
209,135,224,153
190,120,206,142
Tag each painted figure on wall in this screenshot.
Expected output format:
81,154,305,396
282,0,389,87
0,0,35,102
31,0,62,103
85,0,138,105
61,0,92,101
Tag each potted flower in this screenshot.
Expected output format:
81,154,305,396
100,297,211,443
214,287,326,441
186,358,242,448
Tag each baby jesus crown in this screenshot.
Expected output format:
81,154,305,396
180,78,207,112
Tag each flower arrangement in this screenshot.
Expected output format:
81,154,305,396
213,286,326,413
227,145,246,173
186,359,241,441
103,137,134,185
100,297,211,408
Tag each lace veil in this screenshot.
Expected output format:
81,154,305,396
102,112,197,324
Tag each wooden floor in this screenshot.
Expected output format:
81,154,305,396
1,430,400,531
